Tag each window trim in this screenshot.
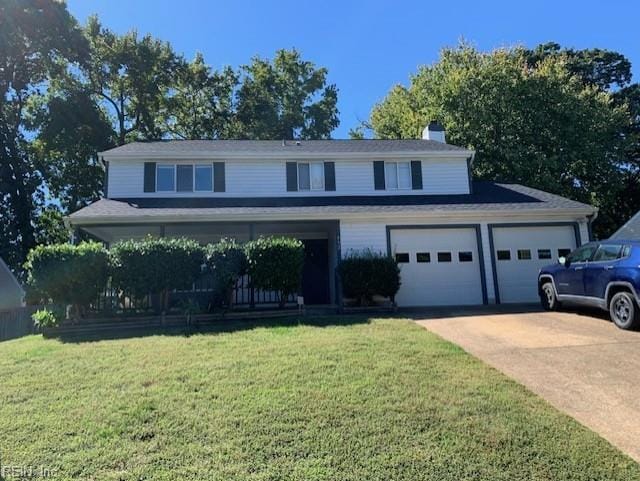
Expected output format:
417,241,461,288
156,164,177,192
194,163,214,192
590,243,623,263
385,161,412,191
298,161,325,191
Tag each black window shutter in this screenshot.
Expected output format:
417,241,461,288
213,162,225,192
324,162,336,191
286,162,298,191
177,165,194,192
143,162,156,193
411,161,423,190
373,161,385,190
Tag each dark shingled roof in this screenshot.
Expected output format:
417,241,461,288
101,139,470,156
68,182,595,223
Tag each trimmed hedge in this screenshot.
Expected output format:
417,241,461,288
24,241,110,318
205,238,247,307
110,237,205,312
245,236,304,308
338,249,401,306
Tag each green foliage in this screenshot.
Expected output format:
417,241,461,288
84,15,180,144
110,237,205,310
0,0,88,273
33,207,71,246
160,53,237,139
233,49,339,140
368,42,637,238
338,250,401,305
31,308,60,328
245,237,304,308
24,242,110,315
206,238,247,288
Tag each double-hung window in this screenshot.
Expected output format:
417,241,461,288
157,165,176,192
194,165,213,191
298,162,324,191
156,164,215,192
385,161,411,190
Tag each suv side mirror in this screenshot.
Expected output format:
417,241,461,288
558,256,570,267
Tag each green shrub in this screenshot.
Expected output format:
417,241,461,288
110,237,205,312
205,238,247,307
338,249,401,306
24,242,110,318
245,236,304,308
32,308,60,328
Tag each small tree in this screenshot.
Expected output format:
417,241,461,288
245,237,304,308
110,237,205,313
338,250,400,306
205,238,247,308
24,242,110,318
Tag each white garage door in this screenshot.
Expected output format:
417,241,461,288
492,225,577,303
390,228,484,306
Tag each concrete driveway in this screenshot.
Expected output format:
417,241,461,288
415,306,640,463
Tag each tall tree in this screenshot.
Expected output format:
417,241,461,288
0,0,87,272
83,16,180,145
368,44,631,237
233,49,339,140
525,43,640,236
28,79,115,212
159,53,237,139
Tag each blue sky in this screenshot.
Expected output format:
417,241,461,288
67,0,640,138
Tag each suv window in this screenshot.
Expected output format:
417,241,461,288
592,244,622,262
567,244,597,263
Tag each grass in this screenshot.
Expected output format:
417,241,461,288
0,316,638,480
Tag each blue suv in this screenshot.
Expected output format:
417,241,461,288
538,240,640,329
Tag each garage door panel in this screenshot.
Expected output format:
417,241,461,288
390,228,483,307
493,225,577,303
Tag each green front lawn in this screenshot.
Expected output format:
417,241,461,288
0,317,637,480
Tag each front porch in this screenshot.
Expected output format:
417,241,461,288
76,220,341,307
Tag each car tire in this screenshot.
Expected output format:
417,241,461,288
609,291,639,330
540,282,559,311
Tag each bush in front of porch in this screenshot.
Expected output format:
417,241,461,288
245,236,305,309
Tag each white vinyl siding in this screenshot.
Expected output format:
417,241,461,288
106,158,471,198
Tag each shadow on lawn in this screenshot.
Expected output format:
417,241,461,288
54,314,373,344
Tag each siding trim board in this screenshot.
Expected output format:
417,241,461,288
487,222,581,304
385,224,488,305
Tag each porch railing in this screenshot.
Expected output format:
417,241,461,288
92,274,296,314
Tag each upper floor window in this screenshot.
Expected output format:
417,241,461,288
195,165,213,191
157,165,175,192
298,162,324,191
156,163,215,192
385,161,411,190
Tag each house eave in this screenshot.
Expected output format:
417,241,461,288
67,206,595,227
99,150,475,162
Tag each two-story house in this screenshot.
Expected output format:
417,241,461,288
67,122,596,307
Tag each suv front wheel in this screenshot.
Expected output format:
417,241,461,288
609,291,639,330
540,282,559,311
